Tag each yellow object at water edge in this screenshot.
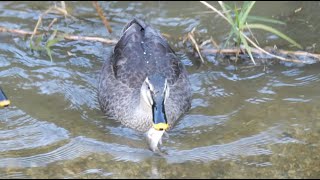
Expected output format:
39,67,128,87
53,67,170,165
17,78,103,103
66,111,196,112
0,100,10,108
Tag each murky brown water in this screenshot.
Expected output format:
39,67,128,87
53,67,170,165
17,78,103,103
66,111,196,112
0,1,320,178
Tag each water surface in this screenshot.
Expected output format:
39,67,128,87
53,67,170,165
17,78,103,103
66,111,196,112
0,1,319,178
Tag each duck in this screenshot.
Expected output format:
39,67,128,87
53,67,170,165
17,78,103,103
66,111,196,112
98,18,191,152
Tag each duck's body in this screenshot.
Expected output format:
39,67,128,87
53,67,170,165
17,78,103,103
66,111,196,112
98,18,191,134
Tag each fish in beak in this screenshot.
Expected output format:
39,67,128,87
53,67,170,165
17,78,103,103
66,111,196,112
146,127,165,152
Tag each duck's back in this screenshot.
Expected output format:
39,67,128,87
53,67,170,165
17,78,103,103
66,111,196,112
112,18,184,88
99,19,191,131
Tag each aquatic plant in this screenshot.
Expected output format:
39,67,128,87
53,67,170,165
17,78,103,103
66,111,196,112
199,1,303,65
28,1,114,62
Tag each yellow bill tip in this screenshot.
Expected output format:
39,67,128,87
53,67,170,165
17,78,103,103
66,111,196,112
153,123,169,131
0,100,10,108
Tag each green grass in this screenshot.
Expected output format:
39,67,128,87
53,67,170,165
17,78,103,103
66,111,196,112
30,30,62,62
200,1,302,64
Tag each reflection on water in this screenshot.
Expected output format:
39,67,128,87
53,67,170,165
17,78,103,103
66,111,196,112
0,125,300,167
0,1,320,178
0,109,69,152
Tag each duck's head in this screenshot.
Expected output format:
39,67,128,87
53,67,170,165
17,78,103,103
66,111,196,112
141,74,170,151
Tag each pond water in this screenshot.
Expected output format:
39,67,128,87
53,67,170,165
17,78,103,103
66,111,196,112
0,1,319,178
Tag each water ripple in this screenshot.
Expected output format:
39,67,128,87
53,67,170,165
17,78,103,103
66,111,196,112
22,79,98,110
0,56,10,67
165,126,301,163
174,109,239,130
0,136,153,168
80,169,113,178
0,108,69,152
0,67,29,79
0,171,31,179
0,1,319,178
246,97,274,104
283,98,311,103
272,74,320,87
0,125,301,168
220,71,266,81
281,68,303,77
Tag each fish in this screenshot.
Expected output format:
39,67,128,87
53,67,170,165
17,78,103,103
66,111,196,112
146,128,165,152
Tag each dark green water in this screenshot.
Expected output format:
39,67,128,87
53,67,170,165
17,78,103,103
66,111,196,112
0,1,319,178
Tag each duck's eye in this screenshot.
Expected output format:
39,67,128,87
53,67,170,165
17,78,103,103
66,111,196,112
147,85,153,92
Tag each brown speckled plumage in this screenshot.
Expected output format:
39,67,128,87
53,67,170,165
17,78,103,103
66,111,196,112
98,18,191,132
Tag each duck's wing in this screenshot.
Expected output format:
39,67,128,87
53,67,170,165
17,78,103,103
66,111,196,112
111,18,186,89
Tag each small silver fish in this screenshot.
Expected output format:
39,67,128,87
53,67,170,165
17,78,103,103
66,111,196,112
146,128,165,152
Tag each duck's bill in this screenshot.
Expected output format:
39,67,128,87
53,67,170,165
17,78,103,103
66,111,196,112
0,88,10,108
153,123,169,131
0,100,10,108
152,100,169,131
147,95,169,151
146,128,165,152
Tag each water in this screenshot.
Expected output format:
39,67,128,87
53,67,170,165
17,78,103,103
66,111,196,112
0,1,320,178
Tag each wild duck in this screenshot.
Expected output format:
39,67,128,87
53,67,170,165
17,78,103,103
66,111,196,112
98,18,191,152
